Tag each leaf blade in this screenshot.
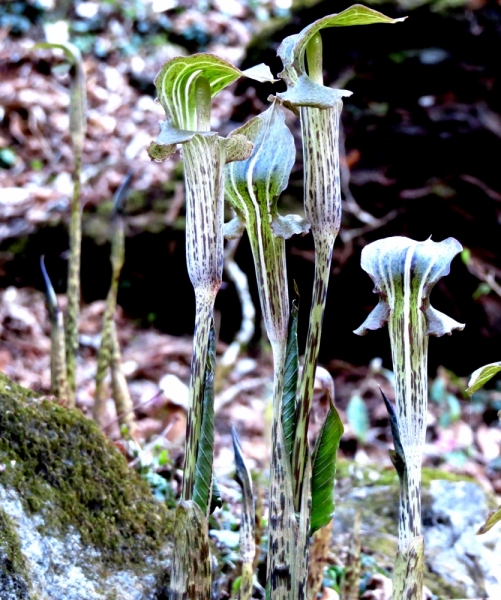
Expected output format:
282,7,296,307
476,506,501,535
192,323,216,515
466,361,501,396
310,402,343,534
282,296,299,461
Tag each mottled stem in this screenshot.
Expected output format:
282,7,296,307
182,297,214,500
65,148,82,406
110,321,136,437
93,211,125,427
293,99,342,509
388,295,428,550
267,338,296,600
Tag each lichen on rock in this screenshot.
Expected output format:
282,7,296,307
0,373,174,599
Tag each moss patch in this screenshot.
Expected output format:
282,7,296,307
0,373,173,567
0,508,30,598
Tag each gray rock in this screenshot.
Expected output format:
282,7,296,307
333,464,501,598
0,374,173,600
424,480,501,599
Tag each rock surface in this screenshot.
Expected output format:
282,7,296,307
0,374,173,599
333,462,501,598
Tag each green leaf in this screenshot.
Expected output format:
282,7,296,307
192,323,216,515
346,394,369,443
154,53,274,131
476,506,501,535
282,296,299,461
276,5,405,108
294,6,405,74
310,402,343,534
466,361,501,396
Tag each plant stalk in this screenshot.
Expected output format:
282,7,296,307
388,299,428,551
65,148,82,406
181,127,225,500
293,98,342,509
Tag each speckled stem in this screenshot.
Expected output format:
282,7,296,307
388,282,428,551
65,148,82,407
293,100,342,509
93,212,125,427
181,133,224,501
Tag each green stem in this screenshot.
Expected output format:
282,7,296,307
305,32,323,85
65,148,82,407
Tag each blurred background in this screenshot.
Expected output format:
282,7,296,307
1,0,501,493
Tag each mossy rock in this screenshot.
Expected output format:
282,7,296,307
0,374,174,599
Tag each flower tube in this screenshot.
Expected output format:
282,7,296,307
354,236,464,573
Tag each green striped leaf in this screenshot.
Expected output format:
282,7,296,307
192,323,216,515
155,54,274,132
282,296,299,461
310,401,343,534
466,361,501,396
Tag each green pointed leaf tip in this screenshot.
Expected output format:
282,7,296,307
354,236,465,338
466,361,501,396
476,506,501,535
154,53,274,131
192,325,217,514
310,402,344,534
